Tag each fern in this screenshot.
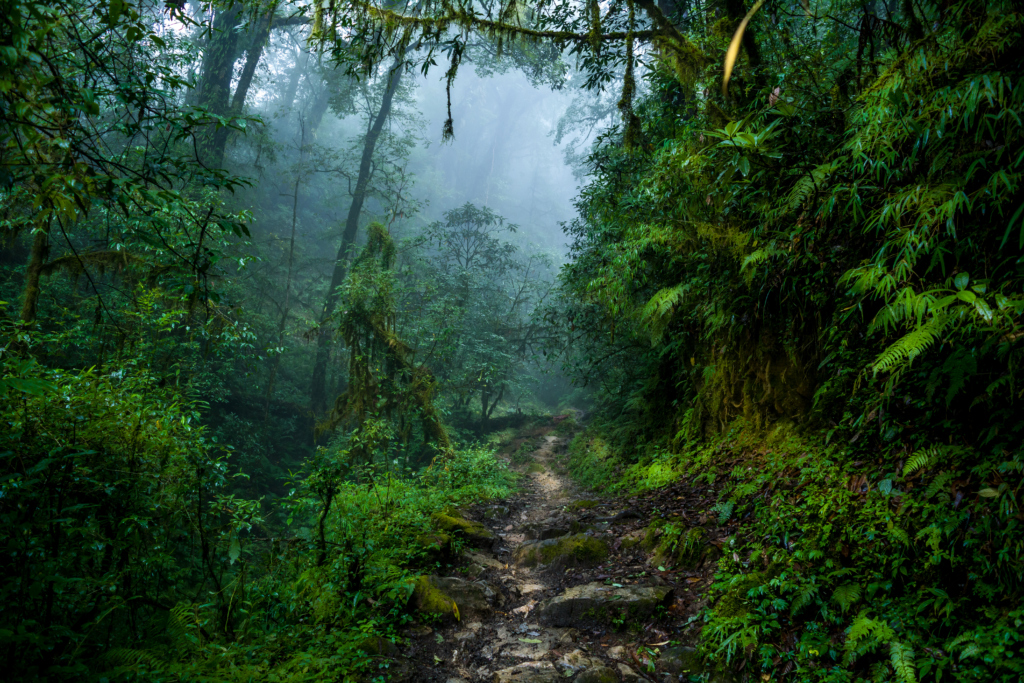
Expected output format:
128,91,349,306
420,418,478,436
641,284,688,344
902,447,937,477
831,583,862,614
890,641,917,683
873,312,953,374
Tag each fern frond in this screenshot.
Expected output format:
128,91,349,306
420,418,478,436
641,284,687,344
890,641,917,683
903,447,938,477
873,312,952,374
831,583,862,614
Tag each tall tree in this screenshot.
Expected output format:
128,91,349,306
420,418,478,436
309,46,411,414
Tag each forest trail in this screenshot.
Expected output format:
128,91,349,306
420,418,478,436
397,425,724,683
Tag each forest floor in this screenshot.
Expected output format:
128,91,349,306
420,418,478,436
393,423,728,683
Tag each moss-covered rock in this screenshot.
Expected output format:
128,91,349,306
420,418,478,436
659,646,702,676
416,532,457,564
566,499,599,512
409,575,500,621
514,534,610,568
653,525,709,569
430,510,495,548
539,582,673,627
573,666,618,683
526,463,546,473
713,572,765,619
641,520,666,551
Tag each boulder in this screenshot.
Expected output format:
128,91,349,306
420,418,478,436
556,649,600,674
616,664,640,681
538,582,673,627
409,575,501,621
524,519,572,541
493,661,561,683
432,510,496,547
514,534,610,568
574,666,619,683
658,646,701,676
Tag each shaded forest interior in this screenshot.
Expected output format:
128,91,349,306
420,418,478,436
1,0,1022,682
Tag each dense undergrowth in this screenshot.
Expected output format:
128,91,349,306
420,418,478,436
554,0,1024,680
568,415,1024,683
0,333,517,681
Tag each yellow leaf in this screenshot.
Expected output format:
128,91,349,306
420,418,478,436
723,0,766,96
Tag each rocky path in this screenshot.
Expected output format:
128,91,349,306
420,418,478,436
394,428,728,683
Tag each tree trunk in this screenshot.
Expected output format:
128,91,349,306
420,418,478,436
20,228,49,323
195,3,244,167
230,17,272,113
280,48,310,112
309,51,408,413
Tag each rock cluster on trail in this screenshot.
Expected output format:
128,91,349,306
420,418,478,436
394,429,730,683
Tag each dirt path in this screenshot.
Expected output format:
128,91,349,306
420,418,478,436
395,428,722,683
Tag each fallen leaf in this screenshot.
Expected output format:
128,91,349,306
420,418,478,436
519,638,542,644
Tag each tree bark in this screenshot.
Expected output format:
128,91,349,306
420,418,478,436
195,4,244,167
309,51,408,413
20,228,49,323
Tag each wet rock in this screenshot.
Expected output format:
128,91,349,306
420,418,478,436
493,661,561,683
538,582,673,627
514,534,610,568
484,505,511,520
466,550,505,570
616,663,640,681
409,576,501,621
432,510,496,547
659,646,701,676
606,645,627,660
557,649,600,674
574,666,619,683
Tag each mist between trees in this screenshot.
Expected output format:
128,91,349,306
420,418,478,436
1,0,1023,681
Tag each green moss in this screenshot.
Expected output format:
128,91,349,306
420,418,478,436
416,532,455,564
675,527,707,567
526,463,545,473
538,534,609,564
567,499,599,511
410,575,457,617
620,536,642,550
641,520,667,551
711,16,738,39
430,512,495,545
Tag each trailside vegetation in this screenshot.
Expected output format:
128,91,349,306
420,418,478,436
554,0,1024,681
